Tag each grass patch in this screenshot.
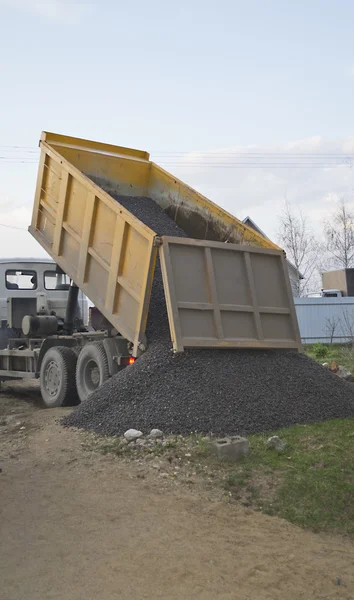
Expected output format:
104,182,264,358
241,420,354,534
304,342,354,374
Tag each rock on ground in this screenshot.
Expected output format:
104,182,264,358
148,429,164,440
266,436,286,452
124,429,143,443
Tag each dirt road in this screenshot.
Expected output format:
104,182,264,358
1,382,354,600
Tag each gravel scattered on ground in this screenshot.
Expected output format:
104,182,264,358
63,194,354,436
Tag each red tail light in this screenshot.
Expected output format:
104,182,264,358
120,356,136,367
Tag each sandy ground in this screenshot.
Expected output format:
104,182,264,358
1,381,354,600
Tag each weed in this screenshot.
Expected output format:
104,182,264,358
304,342,354,374
312,342,329,359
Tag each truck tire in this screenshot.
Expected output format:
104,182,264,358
76,342,110,403
40,347,79,408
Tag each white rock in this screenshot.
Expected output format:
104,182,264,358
266,436,286,452
336,366,353,381
124,429,144,443
148,428,164,440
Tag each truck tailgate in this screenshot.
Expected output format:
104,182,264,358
159,237,301,351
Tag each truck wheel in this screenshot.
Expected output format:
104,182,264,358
76,342,110,402
40,347,79,408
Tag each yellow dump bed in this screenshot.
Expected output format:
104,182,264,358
29,132,301,355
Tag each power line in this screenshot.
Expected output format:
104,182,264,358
155,162,353,168
2,144,354,158
152,156,354,159
156,160,354,164
0,223,28,232
3,157,351,164
0,145,38,150
0,151,39,155
152,151,354,154
153,155,354,162
0,156,39,160
1,146,354,157
0,160,352,168
1,152,354,168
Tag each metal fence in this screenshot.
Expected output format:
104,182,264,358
294,297,354,343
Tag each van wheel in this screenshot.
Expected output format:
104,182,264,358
76,342,110,403
40,347,79,408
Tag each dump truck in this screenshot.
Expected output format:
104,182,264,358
0,132,301,407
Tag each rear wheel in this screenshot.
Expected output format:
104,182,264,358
40,347,79,408
76,342,110,403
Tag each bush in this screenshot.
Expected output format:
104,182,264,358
313,343,329,359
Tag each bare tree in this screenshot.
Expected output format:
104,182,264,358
340,308,354,346
277,201,319,297
324,198,354,269
324,316,338,344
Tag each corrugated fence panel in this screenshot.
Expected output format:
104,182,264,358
294,297,354,343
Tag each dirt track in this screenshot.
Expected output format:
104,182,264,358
1,382,354,600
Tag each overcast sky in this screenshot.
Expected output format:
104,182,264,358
1,0,354,258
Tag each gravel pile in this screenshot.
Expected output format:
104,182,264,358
63,194,354,436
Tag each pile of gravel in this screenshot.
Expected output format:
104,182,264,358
63,194,354,436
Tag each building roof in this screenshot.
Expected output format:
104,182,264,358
243,216,269,240
242,216,304,279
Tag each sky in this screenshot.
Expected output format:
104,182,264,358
1,0,354,259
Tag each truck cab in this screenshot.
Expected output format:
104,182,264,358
0,258,88,349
